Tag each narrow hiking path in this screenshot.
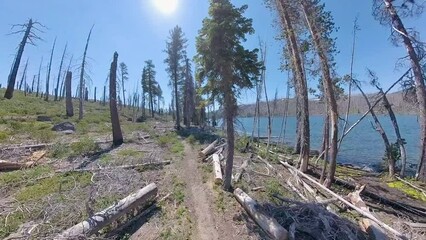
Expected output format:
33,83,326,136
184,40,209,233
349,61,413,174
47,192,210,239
182,141,219,240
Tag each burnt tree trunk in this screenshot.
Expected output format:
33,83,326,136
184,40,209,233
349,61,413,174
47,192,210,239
85,87,89,101
54,44,67,101
103,86,106,106
79,25,94,120
19,58,29,91
109,52,123,146
45,38,56,102
36,58,42,97
65,71,74,117
5,19,33,99
94,87,97,102
383,0,426,181
223,90,236,191
30,75,36,93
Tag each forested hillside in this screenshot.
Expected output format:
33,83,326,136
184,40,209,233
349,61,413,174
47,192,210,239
238,91,418,117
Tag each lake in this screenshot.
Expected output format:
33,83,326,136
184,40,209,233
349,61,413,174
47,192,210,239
236,115,420,172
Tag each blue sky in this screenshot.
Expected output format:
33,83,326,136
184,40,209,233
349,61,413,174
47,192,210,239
0,0,425,107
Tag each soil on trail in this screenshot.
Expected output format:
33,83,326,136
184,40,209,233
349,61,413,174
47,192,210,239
181,142,219,240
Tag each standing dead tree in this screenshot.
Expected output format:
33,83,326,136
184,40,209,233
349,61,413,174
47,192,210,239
273,0,310,172
18,58,29,91
260,41,272,152
65,71,74,117
353,77,395,177
79,25,94,120
36,57,43,97
45,37,56,101
109,52,123,147
368,69,407,177
54,43,67,101
373,0,426,181
5,18,44,99
60,55,73,100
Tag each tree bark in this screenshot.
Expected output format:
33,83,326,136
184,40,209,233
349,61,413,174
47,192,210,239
45,38,56,102
213,154,223,184
55,44,67,101
109,52,123,147
223,84,236,191
174,69,180,129
5,19,33,99
277,0,310,172
381,91,407,177
300,0,338,187
234,188,288,240
355,82,394,177
383,0,426,181
19,58,28,91
79,25,94,120
58,183,157,238
94,87,97,102
103,86,106,106
65,71,74,117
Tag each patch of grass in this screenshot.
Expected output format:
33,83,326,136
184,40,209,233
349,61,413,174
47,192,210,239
70,138,100,157
15,172,92,202
265,179,287,204
387,181,426,202
0,131,9,142
117,149,143,158
0,166,53,187
157,132,185,156
99,153,113,166
172,176,186,204
48,142,71,158
0,211,26,238
95,196,119,211
171,141,184,155
187,134,196,145
213,185,226,212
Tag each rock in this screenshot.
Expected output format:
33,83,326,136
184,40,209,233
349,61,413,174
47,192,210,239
52,122,75,132
37,116,52,122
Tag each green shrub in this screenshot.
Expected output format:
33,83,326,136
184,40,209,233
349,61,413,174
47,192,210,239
0,131,9,141
187,135,196,145
48,143,70,158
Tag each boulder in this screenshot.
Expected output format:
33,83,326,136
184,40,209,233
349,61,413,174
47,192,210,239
37,116,52,122
52,122,75,132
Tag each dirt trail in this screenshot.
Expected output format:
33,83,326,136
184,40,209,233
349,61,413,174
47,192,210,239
182,142,219,240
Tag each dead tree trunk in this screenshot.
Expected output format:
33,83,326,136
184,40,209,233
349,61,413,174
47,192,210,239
54,43,67,101
381,90,407,177
260,43,272,152
36,57,42,97
103,85,106,106
85,87,89,101
383,0,426,181
355,81,395,177
301,0,338,187
30,75,36,93
65,71,74,117
109,52,123,147
79,25,94,120
45,38,56,102
5,19,34,99
19,58,29,91
94,87,97,102
276,0,310,172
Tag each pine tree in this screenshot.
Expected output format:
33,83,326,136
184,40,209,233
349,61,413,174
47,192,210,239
183,58,195,127
195,0,261,191
165,25,187,129
119,62,129,107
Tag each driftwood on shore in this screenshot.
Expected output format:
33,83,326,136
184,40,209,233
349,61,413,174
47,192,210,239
57,183,158,239
234,188,288,240
279,161,407,240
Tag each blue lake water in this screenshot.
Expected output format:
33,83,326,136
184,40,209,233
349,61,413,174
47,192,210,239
236,115,420,171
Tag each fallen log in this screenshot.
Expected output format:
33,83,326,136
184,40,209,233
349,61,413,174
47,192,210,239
1,143,53,151
234,188,288,240
347,185,388,240
280,161,407,240
234,158,250,183
0,161,28,171
212,154,223,184
199,139,218,160
309,168,426,219
57,183,158,239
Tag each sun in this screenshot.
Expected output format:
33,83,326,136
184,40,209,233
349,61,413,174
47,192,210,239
152,0,178,15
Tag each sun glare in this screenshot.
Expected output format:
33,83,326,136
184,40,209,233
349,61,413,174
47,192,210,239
153,0,178,15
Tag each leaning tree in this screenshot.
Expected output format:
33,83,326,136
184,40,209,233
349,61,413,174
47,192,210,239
4,18,44,99
195,0,261,191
